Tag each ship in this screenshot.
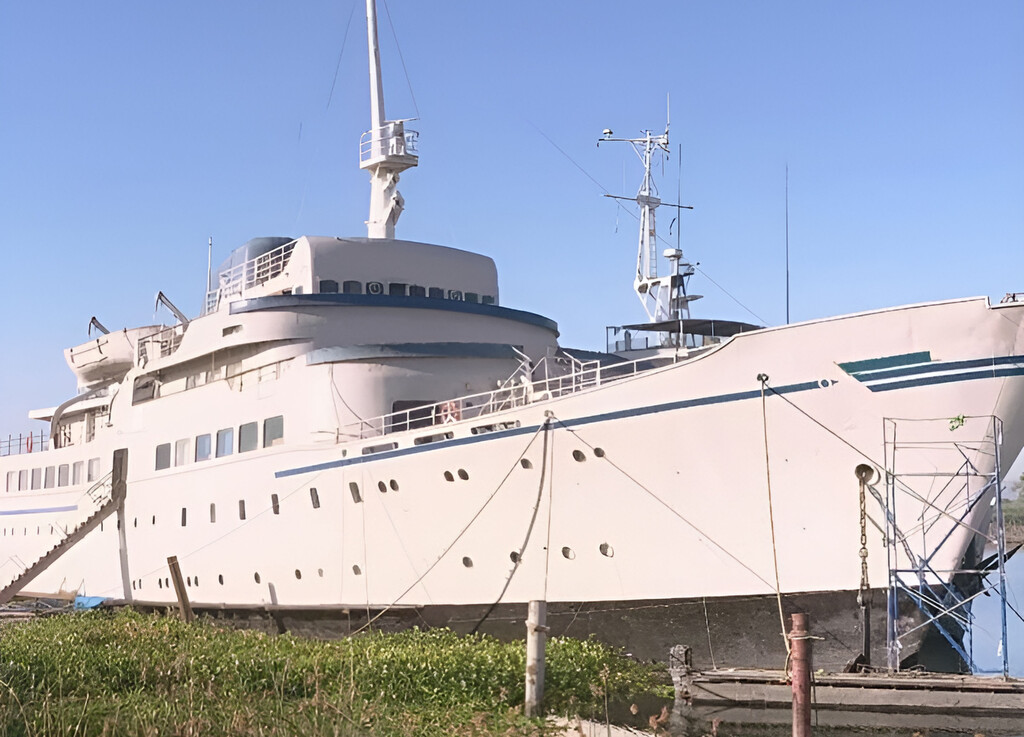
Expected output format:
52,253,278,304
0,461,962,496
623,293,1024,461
3,0,1023,673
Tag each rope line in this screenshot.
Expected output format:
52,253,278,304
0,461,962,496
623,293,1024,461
758,374,791,657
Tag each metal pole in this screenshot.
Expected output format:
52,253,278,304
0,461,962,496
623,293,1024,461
167,556,194,624
525,599,547,717
992,417,1009,680
788,612,812,737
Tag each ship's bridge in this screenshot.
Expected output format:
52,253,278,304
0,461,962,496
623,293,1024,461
204,236,500,314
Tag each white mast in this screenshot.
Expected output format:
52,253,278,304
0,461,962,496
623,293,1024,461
599,121,697,324
359,0,418,239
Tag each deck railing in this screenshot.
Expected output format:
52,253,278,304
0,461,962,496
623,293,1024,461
0,431,51,457
204,239,297,314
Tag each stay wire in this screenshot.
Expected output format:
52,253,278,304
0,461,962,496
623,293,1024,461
326,2,358,112
549,417,777,592
470,418,551,633
759,376,791,657
349,422,548,636
380,0,420,119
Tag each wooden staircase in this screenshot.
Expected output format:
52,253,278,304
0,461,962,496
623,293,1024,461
0,449,127,607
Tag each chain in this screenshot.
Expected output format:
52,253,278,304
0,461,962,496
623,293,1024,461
857,475,871,607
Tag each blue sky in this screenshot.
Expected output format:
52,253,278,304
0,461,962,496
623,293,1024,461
1,1,1022,439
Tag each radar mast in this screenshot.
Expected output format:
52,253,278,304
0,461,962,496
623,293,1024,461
360,0,418,239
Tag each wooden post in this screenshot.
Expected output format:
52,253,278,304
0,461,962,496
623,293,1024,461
525,599,547,717
788,612,812,737
167,556,194,624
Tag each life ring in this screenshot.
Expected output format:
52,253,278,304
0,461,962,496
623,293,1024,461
440,401,461,424
26,434,33,453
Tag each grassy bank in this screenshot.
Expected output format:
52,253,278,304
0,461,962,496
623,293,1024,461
0,609,671,736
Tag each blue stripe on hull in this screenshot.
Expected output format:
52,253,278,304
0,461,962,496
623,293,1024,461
0,504,78,516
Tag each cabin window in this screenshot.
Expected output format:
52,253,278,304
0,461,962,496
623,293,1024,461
238,500,246,520
18,470,28,491
428,287,444,299
409,285,426,297
57,464,69,487
72,461,83,484
155,444,171,471
44,467,55,489
6,471,16,493
447,289,463,301
482,295,495,305
389,282,407,296
216,428,234,458
174,439,190,467
29,468,41,490
195,434,212,462
263,416,284,447
238,422,258,453
342,280,362,294
87,458,100,482
319,279,339,294
464,292,479,304
133,376,157,404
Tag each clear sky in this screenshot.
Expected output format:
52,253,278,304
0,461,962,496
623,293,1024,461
1,1,1022,445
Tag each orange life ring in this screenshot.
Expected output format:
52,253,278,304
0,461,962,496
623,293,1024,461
26,434,33,453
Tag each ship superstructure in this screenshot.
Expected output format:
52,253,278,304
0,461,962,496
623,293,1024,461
3,0,1024,673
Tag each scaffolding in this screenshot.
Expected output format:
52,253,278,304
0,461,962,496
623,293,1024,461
881,415,1010,677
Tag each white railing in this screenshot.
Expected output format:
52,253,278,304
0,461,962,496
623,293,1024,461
204,239,297,314
1000,292,1024,304
136,324,186,366
0,431,50,457
359,122,419,164
337,354,660,442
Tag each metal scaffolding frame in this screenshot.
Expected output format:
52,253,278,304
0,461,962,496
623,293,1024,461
881,415,1010,678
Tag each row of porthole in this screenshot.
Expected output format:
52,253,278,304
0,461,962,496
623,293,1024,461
135,567,330,592
443,469,470,482
5,525,64,536
468,542,616,568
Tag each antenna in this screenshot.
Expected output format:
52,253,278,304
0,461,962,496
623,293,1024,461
786,165,790,325
206,236,213,292
360,0,418,240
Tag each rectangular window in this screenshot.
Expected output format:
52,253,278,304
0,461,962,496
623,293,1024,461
174,439,190,467
238,499,246,520
44,466,55,489
19,469,28,490
409,285,426,298
72,461,84,485
464,292,479,304
155,444,171,470
263,416,284,447
319,279,338,294
181,507,187,526
482,295,495,305
30,468,42,490
388,282,407,296
6,471,16,493
428,287,444,299
310,487,320,509
195,434,212,462
342,280,362,294
58,464,69,487
238,422,258,453
210,503,216,523
87,458,100,482
216,428,234,458
271,493,280,515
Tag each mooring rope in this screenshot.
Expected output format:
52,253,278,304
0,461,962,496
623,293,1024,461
758,373,791,657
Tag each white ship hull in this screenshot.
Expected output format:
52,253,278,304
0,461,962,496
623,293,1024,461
5,291,1023,669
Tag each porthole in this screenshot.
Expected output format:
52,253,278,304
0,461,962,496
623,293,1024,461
561,546,575,560
443,471,455,482
254,572,261,584
295,569,302,580
389,479,399,491
271,493,280,514
378,481,387,493
572,450,586,462
151,515,156,525
462,556,474,568
239,500,247,520
317,568,324,578
132,580,136,590
520,459,533,469
352,565,362,576
165,578,170,588
181,508,187,527
210,504,216,523
158,579,163,589
510,551,520,563
593,447,606,458
186,577,191,587
600,542,615,558
194,576,199,586
218,574,224,585
310,487,320,509
133,518,137,528
349,482,362,503
457,469,469,480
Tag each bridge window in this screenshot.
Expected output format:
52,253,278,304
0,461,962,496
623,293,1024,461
482,295,495,305
58,464,69,487
409,285,426,297
44,467,55,489
389,282,407,296
72,462,83,484
319,279,339,294
195,434,211,462
155,444,171,471
342,280,362,294
428,287,444,299
216,428,234,458
30,468,41,490
238,422,258,453
464,292,479,304
263,416,284,447
5,471,15,493
88,458,100,482
18,470,28,490
447,290,463,301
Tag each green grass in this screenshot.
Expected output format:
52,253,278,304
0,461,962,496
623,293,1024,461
0,609,672,736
